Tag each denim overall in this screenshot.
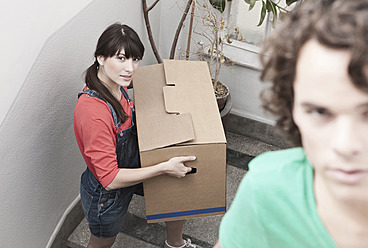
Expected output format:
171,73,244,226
78,87,142,238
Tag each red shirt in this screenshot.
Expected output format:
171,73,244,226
73,88,132,187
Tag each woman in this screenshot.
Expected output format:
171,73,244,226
215,0,368,247
74,23,199,248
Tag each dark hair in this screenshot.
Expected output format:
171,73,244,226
260,0,368,146
85,23,145,123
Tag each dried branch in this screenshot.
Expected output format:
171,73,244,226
169,0,193,59
142,0,162,63
147,0,160,12
213,28,220,90
186,0,196,60
192,0,228,90
193,30,213,44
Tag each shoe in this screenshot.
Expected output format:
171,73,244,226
164,238,203,248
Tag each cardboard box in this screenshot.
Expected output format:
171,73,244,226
133,60,227,223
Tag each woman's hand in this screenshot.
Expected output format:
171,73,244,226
105,156,196,190
162,156,196,178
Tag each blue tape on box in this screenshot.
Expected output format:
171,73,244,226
146,206,226,221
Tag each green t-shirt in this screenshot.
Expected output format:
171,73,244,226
219,148,338,248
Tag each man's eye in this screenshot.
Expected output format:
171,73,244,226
315,108,326,114
118,56,125,61
362,110,368,119
310,108,330,117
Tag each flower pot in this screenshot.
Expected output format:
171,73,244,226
215,81,230,111
213,81,231,133
220,92,232,134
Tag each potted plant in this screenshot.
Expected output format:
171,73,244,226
141,0,298,128
142,0,235,127
191,0,232,111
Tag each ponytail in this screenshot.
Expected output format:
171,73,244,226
84,62,128,123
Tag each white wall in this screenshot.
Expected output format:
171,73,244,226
158,0,188,60
0,0,271,246
0,0,93,124
0,0,159,247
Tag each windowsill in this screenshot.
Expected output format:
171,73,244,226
223,40,263,71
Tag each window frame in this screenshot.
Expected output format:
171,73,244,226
223,0,301,70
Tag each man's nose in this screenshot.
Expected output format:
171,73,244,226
331,118,363,157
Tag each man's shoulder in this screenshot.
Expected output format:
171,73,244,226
245,147,311,190
250,147,307,171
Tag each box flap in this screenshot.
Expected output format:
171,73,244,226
133,64,195,152
163,60,226,145
133,60,226,152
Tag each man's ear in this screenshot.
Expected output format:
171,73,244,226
97,56,105,66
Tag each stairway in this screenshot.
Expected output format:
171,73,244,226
67,129,282,248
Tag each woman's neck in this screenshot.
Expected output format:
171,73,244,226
97,71,121,101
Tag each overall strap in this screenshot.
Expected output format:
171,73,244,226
120,87,135,126
78,89,121,130
120,86,131,103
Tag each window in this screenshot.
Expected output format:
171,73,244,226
223,0,300,70
228,0,267,46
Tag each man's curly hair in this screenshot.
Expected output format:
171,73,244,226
260,0,368,146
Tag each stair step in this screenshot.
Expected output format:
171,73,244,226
67,165,247,248
226,131,281,157
67,218,160,248
67,133,279,248
226,131,281,171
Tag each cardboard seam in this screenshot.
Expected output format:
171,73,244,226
141,141,227,152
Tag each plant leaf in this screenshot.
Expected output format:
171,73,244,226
286,0,298,6
272,7,278,26
209,0,226,13
257,0,267,26
265,0,272,11
225,34,232,44
266,0,277,24
248,0,257,11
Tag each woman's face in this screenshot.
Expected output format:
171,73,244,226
97,48,140,88
293,39,368,201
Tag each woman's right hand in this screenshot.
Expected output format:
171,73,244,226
162,156,196,178
105,156,197,190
